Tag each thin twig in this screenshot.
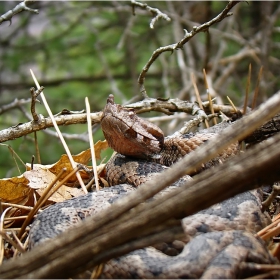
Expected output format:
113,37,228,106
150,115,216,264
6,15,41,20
30,87,43,122
191,73,209,128
131,0,171,29
252,66,263,109
262,184,280,211
204,69,217,125
226,96,238,113
243,63,251,114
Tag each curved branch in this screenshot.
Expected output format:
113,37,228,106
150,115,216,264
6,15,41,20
138,1,240,96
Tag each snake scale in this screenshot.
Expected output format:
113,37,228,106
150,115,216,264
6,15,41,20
29,95,278,278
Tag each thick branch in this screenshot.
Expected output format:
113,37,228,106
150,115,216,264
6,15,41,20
0,112,102,143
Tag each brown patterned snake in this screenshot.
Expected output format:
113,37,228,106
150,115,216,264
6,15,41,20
29,95,278,278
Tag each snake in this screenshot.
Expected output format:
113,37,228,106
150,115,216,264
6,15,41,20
29,95,278,278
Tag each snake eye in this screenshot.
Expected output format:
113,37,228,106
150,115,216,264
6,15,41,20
124,127,137,139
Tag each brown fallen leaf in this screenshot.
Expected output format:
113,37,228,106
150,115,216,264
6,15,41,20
0,176,30,203
48,140,108,185
24,165,83,203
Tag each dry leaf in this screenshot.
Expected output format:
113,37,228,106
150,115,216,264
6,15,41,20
24,165,83,203
0,176,30,203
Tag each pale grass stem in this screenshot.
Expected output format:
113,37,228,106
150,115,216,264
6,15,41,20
85,97,100,191
29,69,88,194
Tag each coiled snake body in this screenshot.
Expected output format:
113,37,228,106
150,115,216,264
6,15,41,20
29,95,278,278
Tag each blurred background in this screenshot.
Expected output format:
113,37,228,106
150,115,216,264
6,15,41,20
0,1,279,178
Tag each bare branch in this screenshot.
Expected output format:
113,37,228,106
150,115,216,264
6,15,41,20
126,97,208,119
0,98,31,115
131,0,171,29
0,0,39,25
138,1,240,97
0,111,102,144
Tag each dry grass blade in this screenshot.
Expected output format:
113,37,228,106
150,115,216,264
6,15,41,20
0,144,25,175
243,63,251,114
33,132,41,164
252,66,263,109
191,73,209,128
1,203,34,211
203,69,217,125
30,69,88,194
226,96,238,113
85,97,100,191
257,215,280,241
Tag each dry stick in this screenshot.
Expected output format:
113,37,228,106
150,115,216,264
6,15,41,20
252,66,263,109
0,203,33,211
243,63,251,114
0,111,103,143
33,132,41,164
1,90,280,278
257,215,280,241
85,97,100,191
262,184,280,211
203,68,217,125
4,216,28,221
191,73,209,128
30,70,88,194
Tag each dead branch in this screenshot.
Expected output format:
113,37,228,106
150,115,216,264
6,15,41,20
0,111,102,143
126,97,208,118
131,0,171,29
0,1,39,25
30,87,44,122
138,1,240,97
0,98,32,115
1,89,280,278
1,93,279,145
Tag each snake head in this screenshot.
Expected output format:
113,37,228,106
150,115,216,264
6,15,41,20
101,94,164,159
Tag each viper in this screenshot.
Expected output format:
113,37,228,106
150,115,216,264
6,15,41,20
29,95,278,278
